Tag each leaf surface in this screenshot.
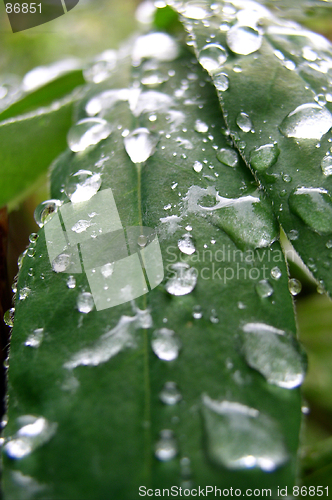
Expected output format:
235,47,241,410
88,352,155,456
3,41,303,499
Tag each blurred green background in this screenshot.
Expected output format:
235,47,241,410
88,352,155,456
1,0,332,492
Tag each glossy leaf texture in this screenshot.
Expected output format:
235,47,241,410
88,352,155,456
3,38,304,498
0,65,84,209
168,0,332,295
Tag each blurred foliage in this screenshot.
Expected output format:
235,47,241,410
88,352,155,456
0,0,140,77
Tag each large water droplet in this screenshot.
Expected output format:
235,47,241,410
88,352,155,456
52,253,71,273
249,144,280,172
178,234,196,255
279,103,332,140
65,170,102,204
193,160,203,173
194,119,208,133
271,266,282,280
19,287,30,301
165,262,197,296
151,328,181,361
155,430,178,461
100,263,114,278
67,118,112,152
255,279,274,298
124,128,158,163
132,32,179,66
289,187,332,234
236,112,252,133
64,311,148,369
241,322,305,388
25,328,44,348
321,155,332,177
226,25,262,55
4,416,57,460
34,200,61,228
77,292,94,313
288,278,302,296
202,395,288,471
181,1,210,20
67,276,76,289
218,197,277,249
198,44,227,72
185,186,278,249
217,147,238,167
4,308,15,327
214,72,229,92
159,382,182,405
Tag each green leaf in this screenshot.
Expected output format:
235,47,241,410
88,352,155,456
0,90,82,209
0,69,84,122
3,42,303,498
169,0,332,296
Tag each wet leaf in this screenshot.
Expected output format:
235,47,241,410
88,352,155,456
169,0,332,295
0,69,84,122
3,42,302,498
0,90,82,209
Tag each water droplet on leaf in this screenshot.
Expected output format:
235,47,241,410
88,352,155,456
194,119,208,133
214,72,229,91
67,276,76,289
193,160,203,173
288,278,302,296
217,148,238,167
65,170,102,204
226,25,262,55
202,395,288,471
198,43,227,72
321,155,332,176
192,305,203,319
249,144,280,172
34,200,61,228
77,292,94,313
151,328,181,361
279,103,332,140
236,112,252,133
52,253,71,273
67,118,112,152
25,328,44,348
4,308,15,327
165,262,197,296
271,267,282,280
155,430,178,461
289,187,332,234
241,323,305,388
4,416,57,460
178,234,196,255
159,382,182,405
124,128,158,163
256,279,274,298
